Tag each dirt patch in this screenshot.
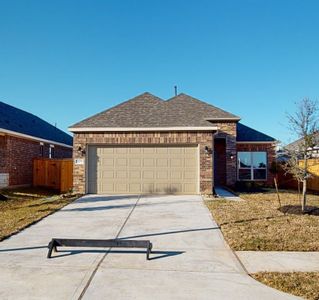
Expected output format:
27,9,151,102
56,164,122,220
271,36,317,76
0,187,79,241
252,272,319,300
279,205,319,216
205,189,319,251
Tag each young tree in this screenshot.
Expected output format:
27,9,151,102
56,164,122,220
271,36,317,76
283,98,318,212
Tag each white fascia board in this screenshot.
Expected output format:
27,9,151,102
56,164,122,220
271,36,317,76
205,117,241,121
0,128,73,149
236,141,277,144
69,126,219,132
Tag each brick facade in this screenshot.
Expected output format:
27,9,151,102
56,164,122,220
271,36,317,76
72,123,276,194
0,135,72,186
73,131,215,194
236,142,276,185
213,122,237,186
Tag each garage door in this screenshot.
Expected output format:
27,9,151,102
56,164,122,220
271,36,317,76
87,145,199,194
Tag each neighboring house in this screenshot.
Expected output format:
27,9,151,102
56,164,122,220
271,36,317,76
69,92,276,195
285,132,319,158
0,101,73,188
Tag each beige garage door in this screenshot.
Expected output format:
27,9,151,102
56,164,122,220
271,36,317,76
87,145,199,194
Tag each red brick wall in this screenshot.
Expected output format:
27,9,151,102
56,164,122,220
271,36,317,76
213,122,237,186
73,131,215,194
1,135,72,186
0,135,8,173
236,143,276,185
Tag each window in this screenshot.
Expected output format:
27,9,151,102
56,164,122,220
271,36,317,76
49,145,55,158
39,143,44,157
238,152,267,180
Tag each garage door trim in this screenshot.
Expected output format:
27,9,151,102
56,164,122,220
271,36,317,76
86,144,200,194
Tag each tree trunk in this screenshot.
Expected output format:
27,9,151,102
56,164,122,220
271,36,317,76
302,179,307,212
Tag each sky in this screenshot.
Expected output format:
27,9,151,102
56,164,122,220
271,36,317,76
1,0,319,144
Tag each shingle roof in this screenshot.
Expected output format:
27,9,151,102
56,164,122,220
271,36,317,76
285,132,319,151
0,101,73,146
70,92,240,129
237,123,276,142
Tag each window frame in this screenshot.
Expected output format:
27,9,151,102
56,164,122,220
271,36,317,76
49,144,55,159
237,151,267,181
39,143,44,157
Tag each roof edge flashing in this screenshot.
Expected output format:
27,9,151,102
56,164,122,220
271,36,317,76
69,126,219,132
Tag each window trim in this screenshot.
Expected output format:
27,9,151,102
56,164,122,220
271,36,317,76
39,142,44,157
49,144,55,159
237,151,267,181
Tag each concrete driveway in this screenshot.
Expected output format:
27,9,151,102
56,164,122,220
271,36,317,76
0,195,299,299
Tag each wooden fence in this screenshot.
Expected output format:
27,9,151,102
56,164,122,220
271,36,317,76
277,159,319,192
33,158,73,193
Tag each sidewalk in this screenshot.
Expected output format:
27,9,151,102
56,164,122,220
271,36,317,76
214,186,244,201
236,251,319,273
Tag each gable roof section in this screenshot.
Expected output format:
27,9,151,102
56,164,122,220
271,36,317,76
237,123,276,142
0,101,73,146
70,92,240,130
285,132,319,151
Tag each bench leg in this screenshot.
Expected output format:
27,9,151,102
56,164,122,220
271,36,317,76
47,240,56,258
146,243,152,260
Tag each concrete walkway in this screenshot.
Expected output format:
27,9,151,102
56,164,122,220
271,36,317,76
214,186,244,201
0,195,299,299
237,251,319,273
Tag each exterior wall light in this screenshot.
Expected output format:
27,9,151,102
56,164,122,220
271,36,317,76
205,146,212,155
78,146,86,156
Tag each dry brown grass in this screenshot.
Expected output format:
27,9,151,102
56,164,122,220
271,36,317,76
205,189,319,251
252,272,319,300
0,187,78,241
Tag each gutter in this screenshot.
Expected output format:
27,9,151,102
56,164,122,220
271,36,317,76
0,128,73,149
68,126,219,132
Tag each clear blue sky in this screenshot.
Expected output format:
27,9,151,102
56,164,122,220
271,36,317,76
1,0,318,144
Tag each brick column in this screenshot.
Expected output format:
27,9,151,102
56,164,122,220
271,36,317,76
213,122,237,187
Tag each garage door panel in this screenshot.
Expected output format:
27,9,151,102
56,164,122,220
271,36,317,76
115,148,127,154
142,183,154,193
171,158,183,167
171,183,182,192
156,148,168,155
184,171,196,179
185,158,197,167
88,145,198,194
115,171,127,179
156,158,168,167
115,183,128,193
171,171,182,179
143,158,155,167
100,158,114,167
129,170,141,179
114,158,126,167
157,170,168,179
143,170,154,179
128,183,141,193
129,158,141,167
130,148,142,154
155,183,170,193
101,170,114,179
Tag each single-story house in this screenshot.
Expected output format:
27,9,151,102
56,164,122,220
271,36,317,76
285,132,319,158
69,92,276,195
0,101,73,188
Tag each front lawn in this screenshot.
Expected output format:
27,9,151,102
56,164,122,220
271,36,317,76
252,272,319,300
0,187,79,241
205,189,319,251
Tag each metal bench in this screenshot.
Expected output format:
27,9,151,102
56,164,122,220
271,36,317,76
47,238,153,260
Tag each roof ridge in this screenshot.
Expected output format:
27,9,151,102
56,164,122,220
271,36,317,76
69,92,164,128
165,93,240,119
